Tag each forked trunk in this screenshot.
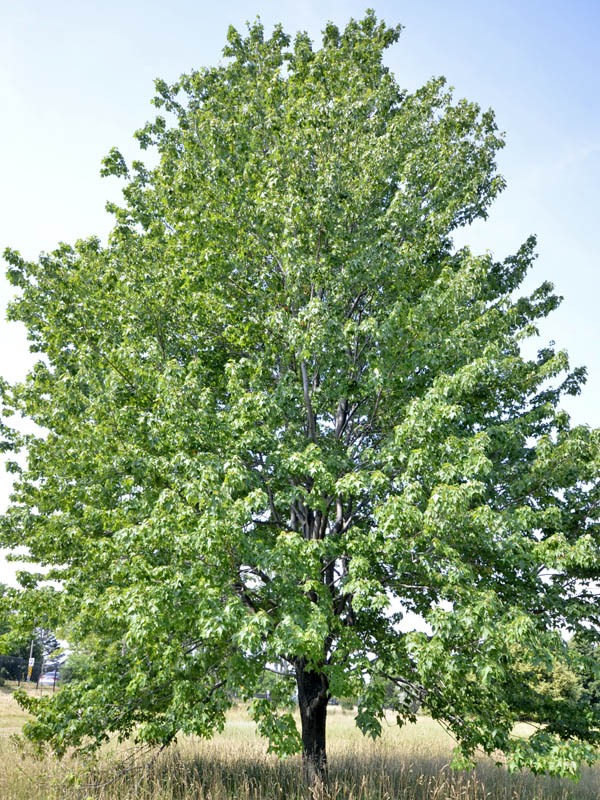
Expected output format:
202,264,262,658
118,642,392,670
296,659,329,784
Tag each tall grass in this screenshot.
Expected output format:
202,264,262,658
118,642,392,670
1,694,599,799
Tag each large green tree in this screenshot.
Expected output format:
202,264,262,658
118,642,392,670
2,12,600,779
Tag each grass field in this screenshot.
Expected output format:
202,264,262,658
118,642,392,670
1,683,600,799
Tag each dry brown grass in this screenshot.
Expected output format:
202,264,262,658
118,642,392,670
0,685,599,799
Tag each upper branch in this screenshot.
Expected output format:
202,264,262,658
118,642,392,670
300,360,317,441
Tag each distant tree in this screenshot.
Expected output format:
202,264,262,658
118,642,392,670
2,12,600,782
60,651,93,684
505,644,581,723
0,584,43,681
569,633,600,708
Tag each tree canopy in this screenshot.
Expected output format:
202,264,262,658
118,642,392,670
2,12,600,778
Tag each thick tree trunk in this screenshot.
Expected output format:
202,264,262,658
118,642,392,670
296,659,329,784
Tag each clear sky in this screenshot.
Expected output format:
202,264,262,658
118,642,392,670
1,0,599,586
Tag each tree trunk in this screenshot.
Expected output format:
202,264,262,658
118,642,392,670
296,659,329,784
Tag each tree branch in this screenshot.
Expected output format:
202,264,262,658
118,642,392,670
300,360,317,441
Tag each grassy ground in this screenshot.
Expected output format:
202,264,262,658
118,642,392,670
1,684,599,799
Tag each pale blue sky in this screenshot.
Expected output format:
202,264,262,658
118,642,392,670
1,0,599,585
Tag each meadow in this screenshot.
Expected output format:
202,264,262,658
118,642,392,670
1,684,600,800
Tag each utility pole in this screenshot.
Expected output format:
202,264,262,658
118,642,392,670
27,637,35,681
37,628,45,691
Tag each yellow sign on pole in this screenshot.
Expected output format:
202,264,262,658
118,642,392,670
27,657,35,680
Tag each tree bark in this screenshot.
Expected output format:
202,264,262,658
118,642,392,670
296,659,329,784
